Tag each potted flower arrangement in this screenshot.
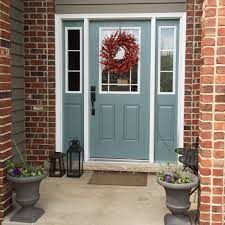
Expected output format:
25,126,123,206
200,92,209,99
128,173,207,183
157,163,199,225
6,143,48,223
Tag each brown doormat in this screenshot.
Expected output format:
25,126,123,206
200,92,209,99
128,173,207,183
88,171,147,186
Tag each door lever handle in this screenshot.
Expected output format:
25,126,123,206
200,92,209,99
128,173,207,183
91,86,96,116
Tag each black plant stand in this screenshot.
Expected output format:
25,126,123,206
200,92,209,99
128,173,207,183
49,152,66,177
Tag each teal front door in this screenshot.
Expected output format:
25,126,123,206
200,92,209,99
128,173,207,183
89,21,151,160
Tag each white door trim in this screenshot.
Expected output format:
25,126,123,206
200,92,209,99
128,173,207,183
149,17,156,163
55,13,186,163
55,16,63,154
177,14,186,150
83,18,90,161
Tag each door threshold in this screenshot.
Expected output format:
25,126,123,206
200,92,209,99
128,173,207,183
84,160,160,173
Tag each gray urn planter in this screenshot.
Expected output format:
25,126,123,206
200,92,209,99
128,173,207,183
157,175,199,225
7,172,48,223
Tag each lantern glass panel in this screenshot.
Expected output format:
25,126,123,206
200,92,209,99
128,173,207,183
67,150,83,177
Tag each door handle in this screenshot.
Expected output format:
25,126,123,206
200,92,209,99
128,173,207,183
91,86,96,116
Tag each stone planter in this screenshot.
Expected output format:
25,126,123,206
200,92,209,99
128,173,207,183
7,172,48,223
157,175,199,225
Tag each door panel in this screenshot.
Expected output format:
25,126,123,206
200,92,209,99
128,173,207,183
154,20,179,162
90,20,150,160
64,104,83,144
99,104,115,141
63,21,84,152
123,105,139,141
158,105,174,141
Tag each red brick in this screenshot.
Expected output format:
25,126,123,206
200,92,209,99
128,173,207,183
203,56,214,65
199,167,211,176
200,121,212,130
202,47,215,56
212,207,222,215
214,122,225,130
213,169,223,177
212,214,223,222
218,27,225,36
24,0,55,167
205,8,217,17
219,0,225,5
205,18,217,27
216,66,225,74
200,213,210,221
218,8,225,16
0,0,13,221
214,132,224,139
213,178,223,186
200,2,225,224
217,47,225,55
215,75,225,84
199,149,212,158
217,56,225,64
200,159,212,167
214,142,224,150
207,0,217,5
200,203,210,212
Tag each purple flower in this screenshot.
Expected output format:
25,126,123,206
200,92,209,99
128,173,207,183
13,168,22,176
165,174,171,183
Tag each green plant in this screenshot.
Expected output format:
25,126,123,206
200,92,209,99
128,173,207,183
5,141,45,177
6,161,44,177
157,162,192,184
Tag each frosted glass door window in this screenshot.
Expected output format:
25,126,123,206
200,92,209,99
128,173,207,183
158,27,176,94
99,28,141,93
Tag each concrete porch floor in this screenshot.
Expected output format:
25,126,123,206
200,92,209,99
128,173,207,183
3,173,198,225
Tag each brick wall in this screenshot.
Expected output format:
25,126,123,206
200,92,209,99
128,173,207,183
24,0,55,165
184,0,203,146
0,0,13,223
199,0,225,224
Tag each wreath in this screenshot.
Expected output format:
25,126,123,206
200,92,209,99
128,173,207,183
100,30,139,74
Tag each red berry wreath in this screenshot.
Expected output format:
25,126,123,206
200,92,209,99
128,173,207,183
100,30,139,74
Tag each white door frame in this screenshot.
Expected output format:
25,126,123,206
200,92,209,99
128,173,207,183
55,13,186,163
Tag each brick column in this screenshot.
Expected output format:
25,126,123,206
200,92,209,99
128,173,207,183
199,0,225,224
24,0,55,165
184,0,203,146
0,0,13,223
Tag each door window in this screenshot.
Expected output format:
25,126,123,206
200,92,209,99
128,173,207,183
99,27,141,94
65,28,82,93
158,26,176,94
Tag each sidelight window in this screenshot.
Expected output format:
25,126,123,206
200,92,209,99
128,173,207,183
158,26,176,94
65,28,82,93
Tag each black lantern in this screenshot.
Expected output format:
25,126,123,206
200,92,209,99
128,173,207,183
49,152,66,177
67,139,84,177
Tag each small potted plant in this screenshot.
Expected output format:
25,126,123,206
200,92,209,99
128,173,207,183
6,143,48,223
157,163,199,225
